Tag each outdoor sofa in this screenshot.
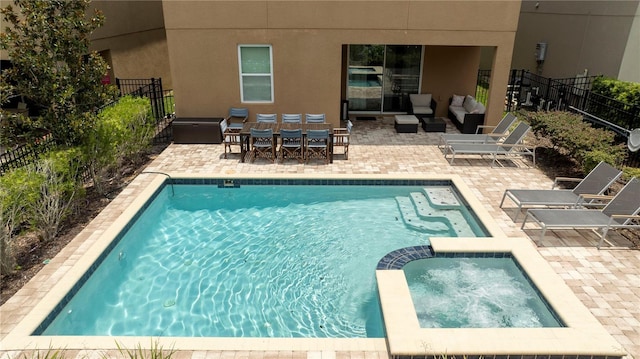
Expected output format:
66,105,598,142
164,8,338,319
448,95,486,134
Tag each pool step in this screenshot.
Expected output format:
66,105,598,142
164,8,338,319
396,192,476,237
395,196,450,234
423,186,460,209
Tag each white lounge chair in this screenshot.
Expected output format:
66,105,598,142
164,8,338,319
521,177,640,248
500,161,623,221
438,113,517,148
443,122,534,167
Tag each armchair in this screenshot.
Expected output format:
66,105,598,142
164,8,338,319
409,94,437,120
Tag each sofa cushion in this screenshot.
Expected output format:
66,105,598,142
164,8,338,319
451,94,465,107
449,105,467,123
412,106,434,115
410,94,432,107
470,102,486,114
463,96,477,113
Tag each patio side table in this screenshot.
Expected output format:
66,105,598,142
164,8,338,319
422,117,446,132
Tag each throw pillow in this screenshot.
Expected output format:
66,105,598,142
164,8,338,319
463,97,477,113
451,94,464,107
471,103,485,114
464,95,475,106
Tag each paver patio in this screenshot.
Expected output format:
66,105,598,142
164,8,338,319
1,116,638,358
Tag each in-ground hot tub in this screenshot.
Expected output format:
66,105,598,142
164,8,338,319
376,237,626,358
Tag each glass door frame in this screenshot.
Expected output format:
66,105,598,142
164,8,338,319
346,45,425,114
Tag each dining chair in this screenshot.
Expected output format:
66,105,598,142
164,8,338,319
305,114,326,124
279,128,304,163
250,128,276,163
220,119,242,159
257,114,277,123
305,129,330,164
282,114,302,123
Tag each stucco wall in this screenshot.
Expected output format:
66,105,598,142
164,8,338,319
164,0,520,128
91,0,172,89
0,0,172,88
619,1,640,82
511,0,640,80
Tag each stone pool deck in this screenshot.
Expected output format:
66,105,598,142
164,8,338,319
1,117,638,358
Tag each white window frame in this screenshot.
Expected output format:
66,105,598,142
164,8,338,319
238,44,274,103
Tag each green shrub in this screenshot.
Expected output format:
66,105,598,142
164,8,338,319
524,110,625,172
0,167,44,272
582,150,621,174
622,166,640,181
591,77,640,106
30,148,86,242
87,96,154,192
0,146,86,269
589,77,640,130
98,96,154,160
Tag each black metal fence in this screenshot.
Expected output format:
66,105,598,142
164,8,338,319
116,78,175,144
0,78,175,175
479,69,640,167
0,134,56,175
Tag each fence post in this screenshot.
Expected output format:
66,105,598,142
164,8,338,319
150,78,158,121
115,78,122,96
157,78,166,120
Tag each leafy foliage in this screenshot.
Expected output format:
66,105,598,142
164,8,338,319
0,167,43,272
0,0,118,145
622,166,640,181
0,147,84,271
86,96,154,193
591,77,640,106
524,110,626,173
29,148,85,242
114,340,176,359
587,77,640,130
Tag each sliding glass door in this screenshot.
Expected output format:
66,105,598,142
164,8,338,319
347,45,422,113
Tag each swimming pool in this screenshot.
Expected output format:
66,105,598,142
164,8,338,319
36,179,488,338
5,174,622,356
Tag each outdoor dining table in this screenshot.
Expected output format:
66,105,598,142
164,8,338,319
238,122,334,163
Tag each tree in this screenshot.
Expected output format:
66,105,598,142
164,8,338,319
0,0,118,145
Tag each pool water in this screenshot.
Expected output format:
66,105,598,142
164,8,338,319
348,79,381,87
40,184,486,338
403,256,563,328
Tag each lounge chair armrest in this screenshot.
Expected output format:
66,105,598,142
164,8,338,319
609,214,640,226
610,214,640,220
475,124,496,134
552,176,583,189
579,194,614,201
486,133,505,138
498,144,535,149
577,194,614,207
333,127,348,134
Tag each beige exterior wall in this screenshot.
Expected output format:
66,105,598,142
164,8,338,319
619,2,640,82
0,0,172,88
163,0,520,128
511,0,640,81
90,0,172,89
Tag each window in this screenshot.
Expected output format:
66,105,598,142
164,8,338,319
238,45,274,103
